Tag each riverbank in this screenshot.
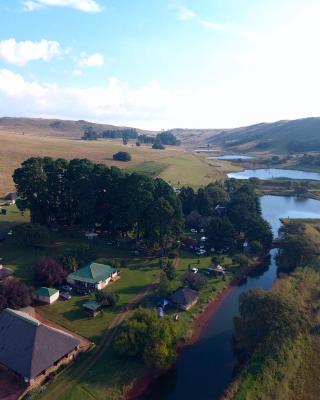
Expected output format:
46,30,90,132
125,256,267,400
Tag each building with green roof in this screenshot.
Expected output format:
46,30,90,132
82,300,102,317
67,262,118,291
33,287,59,304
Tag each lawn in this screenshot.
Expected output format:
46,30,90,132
32,246,247,400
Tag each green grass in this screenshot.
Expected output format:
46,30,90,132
37,258,160,343
126,161,168,177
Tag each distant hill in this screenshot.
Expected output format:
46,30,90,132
0,117,155,138
1,116,320,153
208,117,320,153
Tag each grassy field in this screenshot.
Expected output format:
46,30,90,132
0,213,248,400
0,132,236,196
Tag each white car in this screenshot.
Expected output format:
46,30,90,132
190,228,198,233
191,267,199,273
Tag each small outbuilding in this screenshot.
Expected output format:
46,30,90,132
169,288,199,311
33,287,59,304
82,300,102,317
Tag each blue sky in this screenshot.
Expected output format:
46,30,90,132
0,0,320,129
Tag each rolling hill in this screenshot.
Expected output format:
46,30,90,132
207,117,320,153
0,117,154,138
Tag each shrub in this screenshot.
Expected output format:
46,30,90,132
95,291,119,307
113,151,132,162
152,142,165,150
0,279,32,310
35,257,66,287
181,272,208,291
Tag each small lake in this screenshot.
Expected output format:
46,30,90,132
227,168,320,181
193,148,220,153
207,155,255,160
140,195,320,400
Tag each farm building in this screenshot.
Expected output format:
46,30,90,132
82,300,102,317
33,287,59,304
169,288,199,311
0,308,80,388
67,262,118,291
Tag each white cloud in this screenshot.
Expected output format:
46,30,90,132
22,0,102,13
72,69,83,76
78,53,104,68
174,4,223,31
176,5,196,21
0,39,61,66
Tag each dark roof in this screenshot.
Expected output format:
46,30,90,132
0,309,80,380
169,288,199,307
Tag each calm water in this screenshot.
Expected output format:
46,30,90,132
207,155,255,160
228,168,320,181
193,148,220,153
141,195,320,400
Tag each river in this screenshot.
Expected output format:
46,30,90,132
140,195,320,400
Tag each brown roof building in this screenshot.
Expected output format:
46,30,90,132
0,308,80,387
169,288,199,311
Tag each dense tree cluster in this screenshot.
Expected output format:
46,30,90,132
287,140,320,152
0,279,32,311
277,221,319,273
234,288,307,360
179,181,273,252
299,153,320,167
13,157,183,250
114,308,178,369
101,129,138,140
156,131,181,146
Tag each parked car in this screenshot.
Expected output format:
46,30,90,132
60,292,72,301
75,287,88,296
190,228,198,233
60,285,73,292
196,249,207,255
191,267,199,274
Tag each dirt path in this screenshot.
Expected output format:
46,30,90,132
43,282,157,400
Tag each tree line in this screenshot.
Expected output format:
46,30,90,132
13,157,183,251
81,128,180,146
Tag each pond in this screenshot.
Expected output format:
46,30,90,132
227,168,320,181
207,155,255,160
140,195,320,400
193,148,220,153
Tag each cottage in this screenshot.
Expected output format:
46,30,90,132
67,262,118,291
82,300,102,317
0,264,13,280
0,308,80,388
169,288,199,311
33,287,60,304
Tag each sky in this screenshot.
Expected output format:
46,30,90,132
0,0,320,130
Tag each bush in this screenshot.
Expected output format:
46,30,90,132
35,257,66,287
152,142,165,150
12,223,50,248
113,151,132,162
95,291,119,307
181,272,208,291
0,279,32,310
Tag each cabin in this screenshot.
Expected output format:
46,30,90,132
67,262,118,291
33,287,60,304
82,300,102,317
169,288,199,311
0,264,13,281
0,308,80,388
